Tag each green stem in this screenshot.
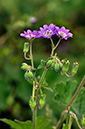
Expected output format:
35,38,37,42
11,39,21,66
39,68,48,95
68,116,72,129
32,81,35,98
32,106,37,129
51,38,61,57
55,110,66,129
54,38,61,50
66,107,70,128
30,41,34,68
39,68,47,85
50,38,54,48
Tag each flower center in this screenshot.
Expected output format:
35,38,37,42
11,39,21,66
26,33,34,38
58,31,67,37
44,29,53,36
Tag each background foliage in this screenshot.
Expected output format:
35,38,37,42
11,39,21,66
0,0,85,128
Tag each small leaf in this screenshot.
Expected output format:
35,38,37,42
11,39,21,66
36,116,50,129
42,87,53,92
41,59,46,67
0,118,32,129
42,81,48,87
37,64,43,69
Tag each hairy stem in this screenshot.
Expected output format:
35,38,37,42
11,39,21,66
32,106,37,129
30,41,34,68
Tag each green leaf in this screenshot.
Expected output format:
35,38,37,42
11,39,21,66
42,87,53,92
37,64,43,69
0,118,32,129
53,79,78,106
36,116,50,129
41,79,53,92
42,81,48,87
53,79,85,115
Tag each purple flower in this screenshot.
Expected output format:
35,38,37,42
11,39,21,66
20,30,34,39
29,17,37,23
55,26,73,40
20,29,41,39
32,30,41,38
39,23,56,38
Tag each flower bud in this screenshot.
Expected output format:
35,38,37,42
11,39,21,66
54,62,59,71
82,114,85,126
59,62,63,68
51,62,55,69
46,60,52,66
72,62,79,75
29,97,36,109
39,95,45,108
24,72,29,79
21,63,28,70
23,42,29,53
62,60,70,73
28,71,33,78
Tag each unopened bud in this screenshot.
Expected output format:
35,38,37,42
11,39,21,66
54,63,59,71
72,62,79,75
46,60,52,66
51,62,55,69
62,60,70,73
39,95,45,108
24,72,29,79
28,71,33,78
23,42,29,53
29,97,36,109
21,63,28,70
59,62,63,68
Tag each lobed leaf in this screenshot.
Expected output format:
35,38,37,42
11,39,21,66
0,118,32,129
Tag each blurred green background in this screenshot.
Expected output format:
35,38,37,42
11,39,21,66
0,0,85,128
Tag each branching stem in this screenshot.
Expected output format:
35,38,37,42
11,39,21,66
50,38,61,57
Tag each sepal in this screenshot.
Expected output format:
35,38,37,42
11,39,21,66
23,42,29,53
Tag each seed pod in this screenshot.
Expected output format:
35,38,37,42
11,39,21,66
29,97,36,109
72,62,79,75
62,60,70,73
51,62,55,69
59,62,63,68
54,63,59,71
21,63,28,70
39,95,45,108
24,72,29,79
46,60,52,66
23,42,29,53
28,71,33,78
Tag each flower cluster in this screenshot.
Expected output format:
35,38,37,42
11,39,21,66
20,23,73,40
